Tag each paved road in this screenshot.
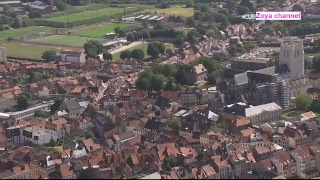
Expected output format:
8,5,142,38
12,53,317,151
109,41,144,54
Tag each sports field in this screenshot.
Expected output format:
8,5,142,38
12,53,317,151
45,7,126,23
0,42,63,59
29,35,106,47
147,6,194,17
0,26,57,40
74,23,129,37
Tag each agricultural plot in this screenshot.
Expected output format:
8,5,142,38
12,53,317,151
29,35,106,47
45,8,126,23
74,23,129,37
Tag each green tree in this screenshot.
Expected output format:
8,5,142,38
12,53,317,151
131,49,144,61
295,92,313,112
174,35,185,47
83,40,103,58
34,110,50,118
55,0,67,11
239,6,249,15
206,30,216,38
126,33,135,42
310,99,320,113
207,73,216,85
28,71,36,83
147,43,160,58
118,29,126,37
47,139,56,147
42,50,57,62
11,17,21,28
170,117,181,132
120,50,131,60
103,53,113,61
85,131,94,139
186,17,195,27
150,75,166,91
153,41,165,55
136,77,150,90
17,95,29,110
312,56,320,72
185,0,194,7
50,99,63,113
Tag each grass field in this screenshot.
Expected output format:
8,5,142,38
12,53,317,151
46,7,126,23
0,43,62,59
74,23,129,37
124,4,194,17
0,26,57,40
147,6,194,17
29,35,106,47
113,43,148,60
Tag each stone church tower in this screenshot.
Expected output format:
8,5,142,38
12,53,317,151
279,37,304,79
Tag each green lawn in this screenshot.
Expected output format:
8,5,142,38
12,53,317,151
0,43,62,59
74,23,129,37
124,4,194,17
45,7,125,23
282,110,302,117
148,6,194,17
112,43,148,60
0,26,57,40
29,35,106,47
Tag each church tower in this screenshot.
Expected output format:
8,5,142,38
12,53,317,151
279,37,304,78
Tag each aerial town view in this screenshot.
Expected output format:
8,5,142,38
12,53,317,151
2,0,320,179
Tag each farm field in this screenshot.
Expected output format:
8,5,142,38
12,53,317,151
0,26,57,40
112,42,148,60
29,35,106,47
45,7,126,23
0,42,63,59
74,23,129,37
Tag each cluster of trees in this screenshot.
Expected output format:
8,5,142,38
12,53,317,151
168,15,184,23
295,92,313,112
228,44,245,57
191,57,222,85
136,56,222,91
83,40,103,58
17,93,32,110
42,50,57,62
34,110,51,118
147,41,165,58
126,30,149,42
155,2,170,9
114,27,126,38
288,23,320,36
120,49,145,61
0,5,28,31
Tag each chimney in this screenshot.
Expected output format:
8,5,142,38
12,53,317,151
90,146,93,150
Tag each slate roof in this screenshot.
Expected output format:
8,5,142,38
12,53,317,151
64,98,81,111
234,64,290,85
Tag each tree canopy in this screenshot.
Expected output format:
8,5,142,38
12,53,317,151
295,92,313,112
17,94,29,110
83,40,103,58
42,50,57,62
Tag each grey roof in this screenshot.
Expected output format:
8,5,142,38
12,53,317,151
140,172,161,179
234,64,290,85
118,131,135,141
0,97,16,110
73,160,83,171
181,87,200,94
63,98,81,111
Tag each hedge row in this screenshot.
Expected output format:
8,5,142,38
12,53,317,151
27,8,142,28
